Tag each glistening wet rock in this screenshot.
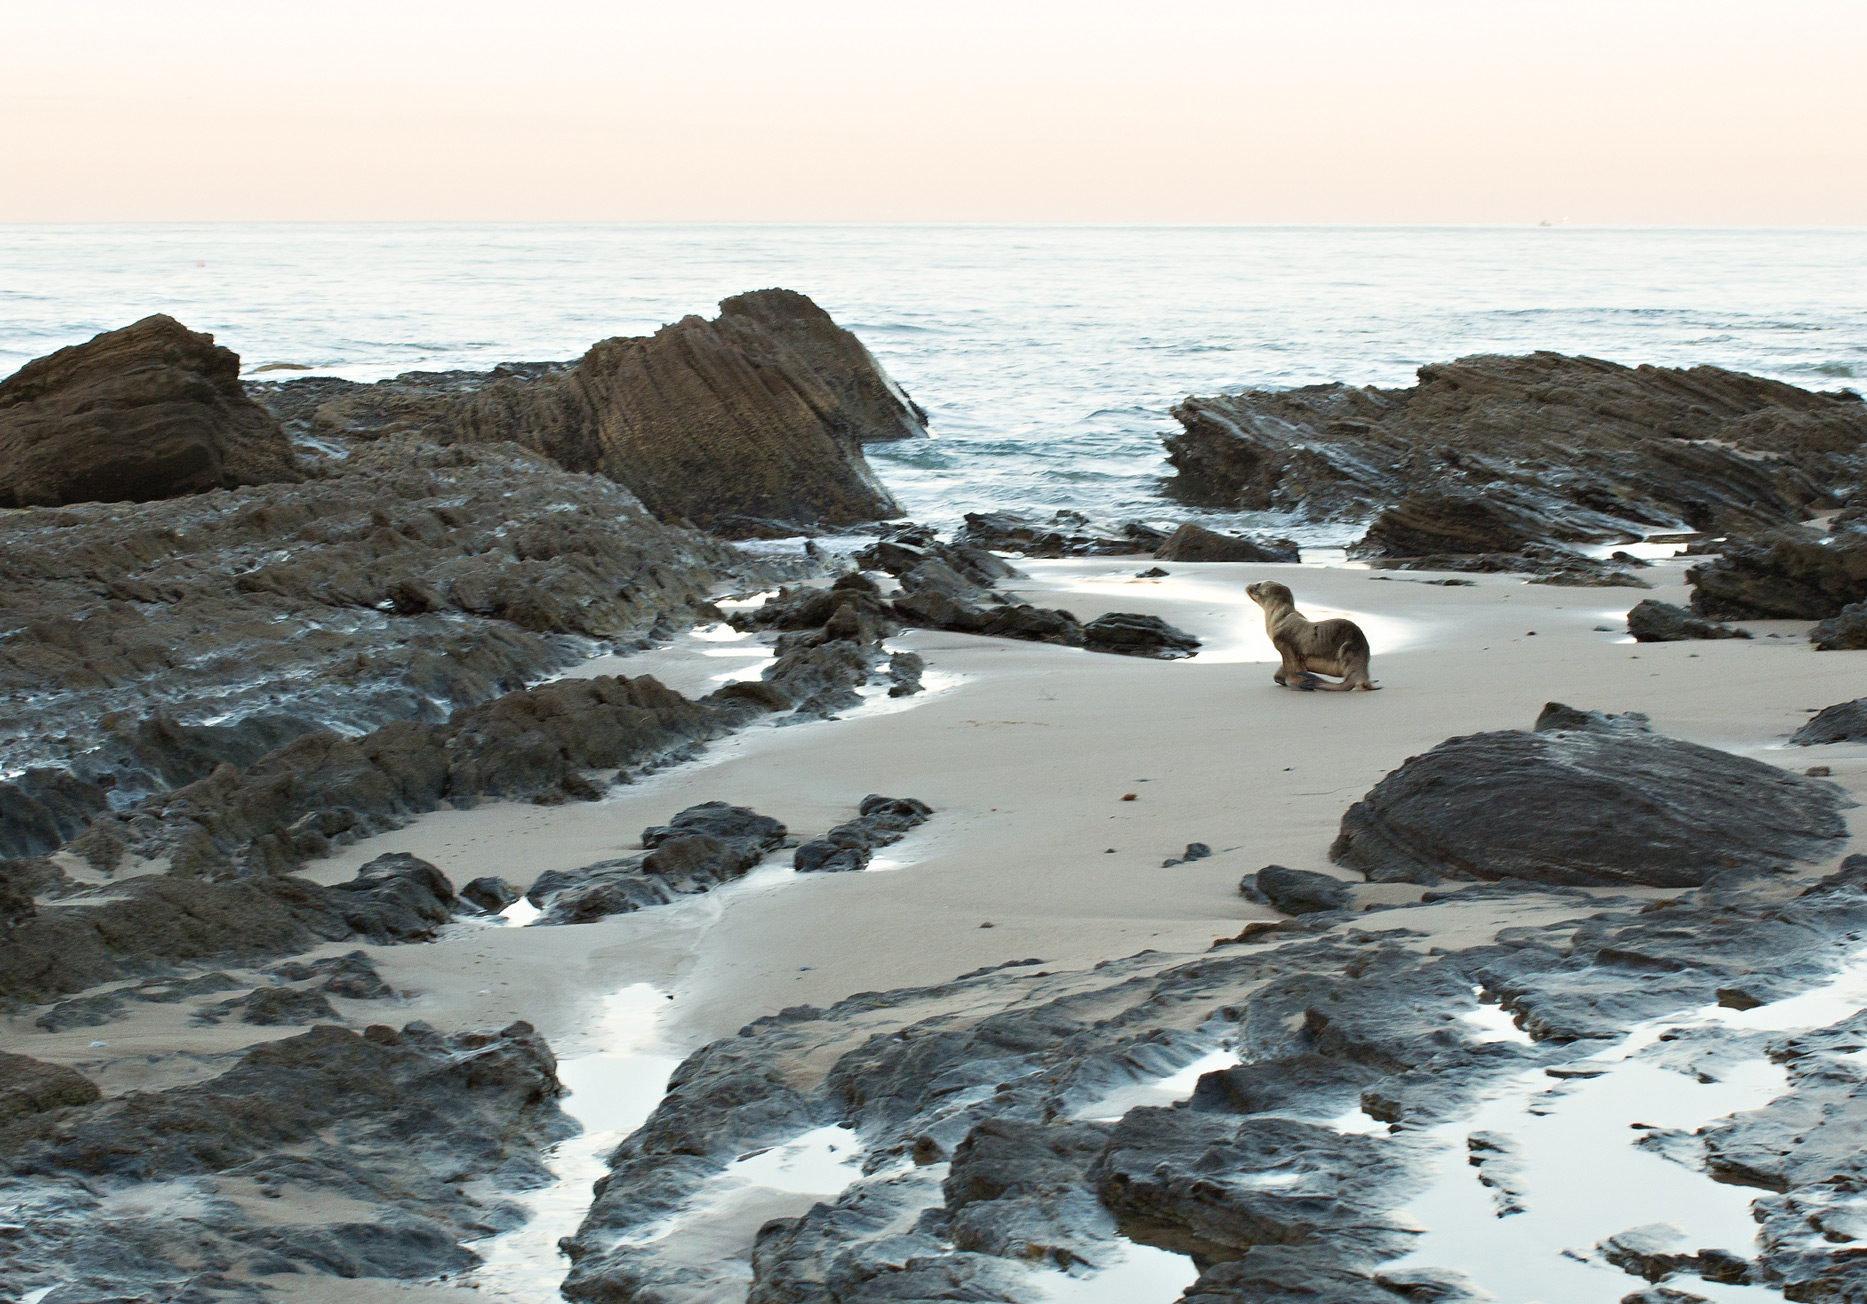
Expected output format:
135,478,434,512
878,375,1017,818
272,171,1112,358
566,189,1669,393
0,314,301,508
1791,698,1867,745
1626,600,1751,643
953,509,1145,558
1330,704,1850,887
794,795,933,872
528,801,787,925
461,875,522,913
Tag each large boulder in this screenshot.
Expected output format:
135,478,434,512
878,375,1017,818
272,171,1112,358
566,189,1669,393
272,289,918,528
1809,601,1867,650
1163,352,1864,539
0,315,300,507
1350,491,1554,557
1330,704,1851,887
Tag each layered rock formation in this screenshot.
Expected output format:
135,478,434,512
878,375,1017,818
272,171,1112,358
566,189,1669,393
1164,353,1867,546
254,288,919,528
1686,509,1867,620
0,315,301,507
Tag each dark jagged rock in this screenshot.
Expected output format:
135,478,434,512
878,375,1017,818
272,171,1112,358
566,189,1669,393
80,673,767,879
271,950,395,1000
952,510,1144,558
794,795,934,872
1352,491,1560,556
1163,352,1863,539
854,523,1019,588
1330,705,1849,887
35,994,125,1033
1791,698,1867,745
200,985,343,1026
1239,865,1354,915
1082,612,1200,658
0,1053,101,1125
1687,512,1867,620
0,314,301,508
0,1020,572,1296
1364,544,1651,589
527,802,786,925
1809,599,1867,649
328,853,457,942
268,289,917,528
0,436,734,787
461,875,522,913
887,649,926,697
1154,522,1301,563
1626,600,1752,643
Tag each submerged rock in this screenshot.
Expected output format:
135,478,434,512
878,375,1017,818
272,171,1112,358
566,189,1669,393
1330,704,1850,887
0,314,301,508
1626,600,1752,643
1154,522,1300,563
1790,698,1867,746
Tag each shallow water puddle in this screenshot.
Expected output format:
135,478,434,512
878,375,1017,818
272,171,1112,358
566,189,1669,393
468,983,680,1299
1384,951,1867,1302
1032,1239,1199,1302
1072,1046,1239,1122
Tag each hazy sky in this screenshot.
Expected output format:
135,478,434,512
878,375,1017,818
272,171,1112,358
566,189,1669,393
4,0,1863,223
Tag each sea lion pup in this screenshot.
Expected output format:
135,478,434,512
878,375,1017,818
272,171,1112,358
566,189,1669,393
1245,580,1379,691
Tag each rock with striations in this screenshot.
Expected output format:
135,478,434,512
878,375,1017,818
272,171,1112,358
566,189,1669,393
1350,491,1554,558
1164,352,1867,541
1687,511,1867,620
265,289,918,528
952,510,1152,558
1153,522,1300,563
1626,599,1751,643
0,315,300,508
1809,600,1867,650
1330,703,1851,887
1082,612,1200,658
1791,699,1867,746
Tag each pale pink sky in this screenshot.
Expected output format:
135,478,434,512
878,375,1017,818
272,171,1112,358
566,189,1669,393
3,0,1863,223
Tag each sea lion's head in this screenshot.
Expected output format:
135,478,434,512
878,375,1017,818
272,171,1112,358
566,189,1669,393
1246,580,1294,609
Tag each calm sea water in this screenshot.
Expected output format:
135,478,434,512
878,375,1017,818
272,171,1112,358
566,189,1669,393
3,224,1863,530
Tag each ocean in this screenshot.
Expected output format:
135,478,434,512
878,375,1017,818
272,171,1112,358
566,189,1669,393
3,223,1863,533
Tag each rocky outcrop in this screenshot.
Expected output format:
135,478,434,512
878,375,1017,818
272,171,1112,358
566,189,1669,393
527,802,787,925
1687,511,1867,620
953,511,1165,558
0,1020,573,1298
1626,600,1751,643
88,673,769,878
1809,600,1867,650
794,795,933,872
1153,522,1300,563
255,289,918,528
0,852,458,1009
1791,699,1867,746
1164,353,1867,542
0,315,301,508
1329,704,1850,887
558,858,1867,1304
0,435,735,792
